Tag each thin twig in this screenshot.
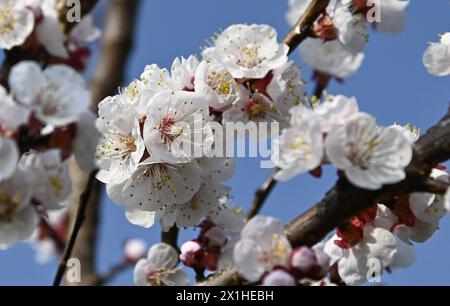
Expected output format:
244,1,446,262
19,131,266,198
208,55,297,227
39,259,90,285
53,170,98,286
93,261,135,286
246,168,279,221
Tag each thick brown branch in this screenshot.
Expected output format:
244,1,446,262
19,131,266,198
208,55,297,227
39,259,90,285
283,0,330,55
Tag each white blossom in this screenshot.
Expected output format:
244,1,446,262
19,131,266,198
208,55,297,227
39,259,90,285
324,225,397,286
233,216,292,282
314,95,359,134
223,85,289,134
0,0,34,50
19,149,71,210
211,24,289,79
36,0,68,58
194,60,238,110
9,61,91,127
300,38,364,78
0,169,38,249
96,99,145,186
124,239,147,262
106,161,202,228
143,90,213,163
325,112,413,190
266,61,306,112
272,106,324,182
134,243,189,286
333,4,369,54
171,55,200,91
262,269,296,286
423,33,450,77
0,136,19,181
0,85,30,131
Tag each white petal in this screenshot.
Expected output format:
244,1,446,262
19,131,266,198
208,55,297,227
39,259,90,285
9,61,45,106
125,208,156,229
0,137,19,181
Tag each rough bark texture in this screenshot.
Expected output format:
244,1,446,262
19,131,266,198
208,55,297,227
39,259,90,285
65,0,140,286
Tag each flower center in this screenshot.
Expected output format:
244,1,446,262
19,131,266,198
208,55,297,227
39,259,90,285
245,99,266,119
261,234,288,263
156,116,188,145
346,136,380,170
0,188,21,222
237,45,264,69
97,134,137,160
207,71,233,96
146,268,176,286
0,3,17,35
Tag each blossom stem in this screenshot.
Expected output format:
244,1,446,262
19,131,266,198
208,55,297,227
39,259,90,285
52,170,98,286
93,261,135,286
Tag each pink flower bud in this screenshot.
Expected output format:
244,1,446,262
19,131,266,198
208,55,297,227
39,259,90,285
180,240,203,267
123,239,146,262
291,247,318,274
262,270,296,286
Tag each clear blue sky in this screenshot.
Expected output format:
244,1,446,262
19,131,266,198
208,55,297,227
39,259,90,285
0,0,449,286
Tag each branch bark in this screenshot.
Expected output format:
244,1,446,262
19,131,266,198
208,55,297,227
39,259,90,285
65,0,140,286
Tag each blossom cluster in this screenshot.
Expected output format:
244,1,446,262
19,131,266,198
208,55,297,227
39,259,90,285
98,23,306,231
0,0,100,250
0,0,100,70
272,95,414,190
423,32,450,77
287,0,409,79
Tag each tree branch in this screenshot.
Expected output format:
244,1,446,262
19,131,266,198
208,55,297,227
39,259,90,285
65,0,141,286
53,170,98,286
246,168,279,221
283,0,330,55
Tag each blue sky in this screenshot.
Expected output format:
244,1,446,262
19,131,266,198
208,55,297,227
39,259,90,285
1,0,449,286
